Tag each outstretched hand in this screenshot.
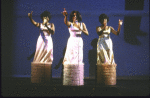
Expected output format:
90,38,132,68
28,11,33,18
62,8,68,16
119,19,123,25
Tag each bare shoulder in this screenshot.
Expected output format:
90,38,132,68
48,23,55,27
68,21,71,24
67,21,71,26
81,22,86,26
81,22,87,28
109,26,114,30
51,23,55,26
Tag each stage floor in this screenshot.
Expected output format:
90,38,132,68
2,77,149,96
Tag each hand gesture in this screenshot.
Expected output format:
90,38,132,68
77,24,82,31
28,11,33,18
62,8,68,16
119,19,123,25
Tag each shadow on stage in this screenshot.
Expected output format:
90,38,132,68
2,76,149,96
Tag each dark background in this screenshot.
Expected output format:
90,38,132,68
1,0,149,79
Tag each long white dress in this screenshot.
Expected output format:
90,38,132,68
97,26,116,66
63,23,84,66
62,22,84,86
33,23,53,64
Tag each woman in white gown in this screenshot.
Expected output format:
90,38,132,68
96,14,123,66
28,11,55,64
62,8,89,66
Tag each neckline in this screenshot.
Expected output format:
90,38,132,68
71,22,82,28
99,26,109,30
41,23,51,27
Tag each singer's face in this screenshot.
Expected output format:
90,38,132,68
72,13,77,22
43,16,49,22
103,19,107,26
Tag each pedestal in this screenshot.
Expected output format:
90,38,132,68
31,62,52,83
63,64,84,86
97,63,117,85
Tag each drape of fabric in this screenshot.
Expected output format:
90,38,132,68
33,23,53,64
63,22,84,66
97,26,116,66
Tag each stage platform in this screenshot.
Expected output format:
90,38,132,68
2,77,149,96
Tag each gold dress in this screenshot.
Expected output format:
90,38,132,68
97,26,116,66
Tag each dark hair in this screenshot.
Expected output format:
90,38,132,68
69,11,82,22
99,14,109,24
40,11,51,21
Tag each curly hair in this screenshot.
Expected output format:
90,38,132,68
69,11,82,22
40,11,51,21
99,14,109,24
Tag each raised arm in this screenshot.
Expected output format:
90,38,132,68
28,11,40,27
62,8,71,27
111,19,123,35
